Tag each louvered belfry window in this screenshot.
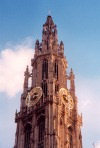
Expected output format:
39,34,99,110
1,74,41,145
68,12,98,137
42,59,48,79
54,60,58,79
24,124,31,148
42,81,48,97
38,116,45,148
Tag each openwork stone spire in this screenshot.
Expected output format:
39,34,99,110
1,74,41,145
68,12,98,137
34,16,64,57
44,15,54,26
42,16,58,52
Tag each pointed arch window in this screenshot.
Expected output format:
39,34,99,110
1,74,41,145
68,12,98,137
55,84,59,94
38,116,45,148
24,124,32,148
54,60,58,79
42,59,48,79
42,81,48,97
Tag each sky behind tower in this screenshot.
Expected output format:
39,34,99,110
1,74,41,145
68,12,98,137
0,0,100,148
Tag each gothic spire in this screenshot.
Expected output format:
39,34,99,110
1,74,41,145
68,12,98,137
45,15,54,26
42,15,58,51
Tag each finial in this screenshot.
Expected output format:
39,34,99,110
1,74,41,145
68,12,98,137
70,68,73,74
70,68,75,80
26,65,29,72
23,65,30,92
45,15,54,26
35,40,39,48
24,65,29,76
35,40,40,55
60,41,64,51
15,109,17,115
70,68,74,74
36,39,39,45
70,68,75,96
60,41,64,45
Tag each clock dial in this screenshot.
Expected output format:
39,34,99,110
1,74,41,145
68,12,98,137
59,88,74,110
63,94,68,103
59,88,69,104
26,87,42,107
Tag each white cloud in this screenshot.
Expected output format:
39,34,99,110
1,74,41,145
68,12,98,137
0,37,100,147
95,142,100,148
76,77,100,147
76,77,100,129
0,37,34,97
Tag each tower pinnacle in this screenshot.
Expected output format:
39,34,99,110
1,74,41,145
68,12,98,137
42,15,58,52
45,15,54,26
23,66,30,92
70,68,75,96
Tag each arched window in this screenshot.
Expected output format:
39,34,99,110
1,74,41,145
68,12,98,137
54,60,58,79
24,124,32,148
42,81,48,97
38,116,45,148
42,59,48,79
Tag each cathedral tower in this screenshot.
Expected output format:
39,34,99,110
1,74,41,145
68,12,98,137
14,16,82,148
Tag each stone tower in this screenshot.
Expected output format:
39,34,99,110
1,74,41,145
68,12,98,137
14,16,82,148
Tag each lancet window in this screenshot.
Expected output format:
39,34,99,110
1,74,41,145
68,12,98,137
54,60,58,79
42,81,48,97
42,59,48,79
38,116,45,148
24,124,32,148
55,84,59,94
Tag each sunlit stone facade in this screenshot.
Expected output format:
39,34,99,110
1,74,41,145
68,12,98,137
14,16,82,148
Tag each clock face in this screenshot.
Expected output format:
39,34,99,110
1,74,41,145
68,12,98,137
59,88,69,104
26,87,42,107
59,88,74,110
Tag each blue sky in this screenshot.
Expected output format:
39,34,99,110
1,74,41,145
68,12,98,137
0,0,100,148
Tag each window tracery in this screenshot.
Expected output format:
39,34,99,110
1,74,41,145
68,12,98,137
42,81,48,97
54,60,58,79
38,116,45,148
42,59,48,79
